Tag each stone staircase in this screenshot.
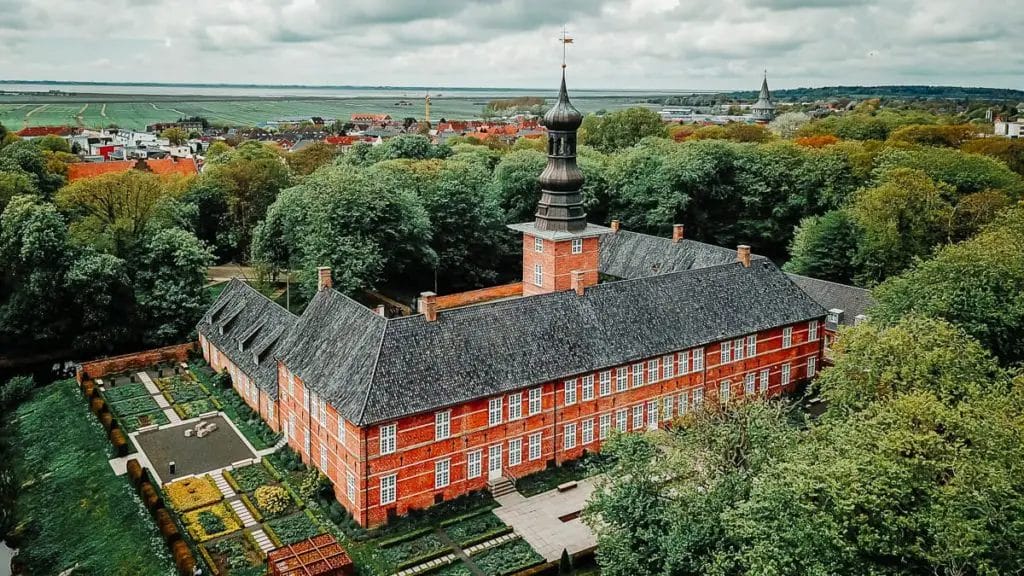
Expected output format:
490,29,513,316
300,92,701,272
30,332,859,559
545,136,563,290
230,499,258,527
487,476,516,498
250,528,275,554
273,435,288,450
211,470,236,499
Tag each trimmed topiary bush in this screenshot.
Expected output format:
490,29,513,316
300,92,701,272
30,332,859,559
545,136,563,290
140,482,163,512
126,459,146,488
110,428,129,456
100,411,116,432
172,539,196,576
155,508,181,544
90,397,107,415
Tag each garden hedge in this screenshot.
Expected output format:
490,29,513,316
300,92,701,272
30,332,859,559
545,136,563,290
140,482,163,512
126,459,146,488
109,428,129,456
90,397,107,415
155,508,181,545
100,411,116,432
172,539,196,576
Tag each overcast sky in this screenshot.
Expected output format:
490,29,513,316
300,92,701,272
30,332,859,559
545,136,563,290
1,0,1021,91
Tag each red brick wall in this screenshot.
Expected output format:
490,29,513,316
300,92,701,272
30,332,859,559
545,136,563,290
521,235,600,297
435,283,524,310
77,342,196,383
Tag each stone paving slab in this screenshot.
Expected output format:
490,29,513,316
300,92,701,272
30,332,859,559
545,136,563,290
493,477,599,562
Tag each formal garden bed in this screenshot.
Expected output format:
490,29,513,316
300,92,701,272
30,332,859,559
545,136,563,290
514,452,610,497
191,362,281,450
442,510,512,548
165,475,223,512
160,373,210,404
175,397,218,419
200,532,265,576
183,502,243,542
379,530,450,570
470,538,544,576
265,511,325,546
102,381,150,403
121,408,171,432
225,462,275,492
109,394,161,419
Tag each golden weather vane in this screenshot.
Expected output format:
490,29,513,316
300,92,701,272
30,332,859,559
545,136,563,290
560,25,574,69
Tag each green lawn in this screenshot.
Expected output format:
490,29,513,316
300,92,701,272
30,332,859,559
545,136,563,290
3,380,176,575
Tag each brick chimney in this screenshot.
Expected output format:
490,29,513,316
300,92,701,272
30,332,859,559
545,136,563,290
610,220,620,233
672,224,685,243
571,270,586,296
418,291,438,322
737,245,751,268
317,267,332,291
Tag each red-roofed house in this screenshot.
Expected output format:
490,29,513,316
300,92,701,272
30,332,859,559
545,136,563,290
16,126,75,139
145,157,199,177
351,113,391,123
67,158,198,183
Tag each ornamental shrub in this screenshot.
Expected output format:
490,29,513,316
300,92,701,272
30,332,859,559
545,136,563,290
172,539,195,576
299,468,328,499
100,411,115,432
126,459,146,488
197,510,226,534
254,485,291,517
155,508,181,544
140,482,163,512
90,397,107,415
110,428,128,456
213,370,231,388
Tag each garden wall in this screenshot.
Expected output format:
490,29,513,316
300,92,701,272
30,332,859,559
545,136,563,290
77,342,198,383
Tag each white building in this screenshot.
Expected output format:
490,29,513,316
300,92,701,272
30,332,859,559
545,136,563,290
994,120,1023,138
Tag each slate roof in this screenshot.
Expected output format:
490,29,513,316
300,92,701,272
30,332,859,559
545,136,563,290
599,230,761,278
282,259,825,426
785,274,874,330
196,279,297,399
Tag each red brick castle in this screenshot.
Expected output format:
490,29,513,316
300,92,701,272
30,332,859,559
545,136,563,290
198,72,869,528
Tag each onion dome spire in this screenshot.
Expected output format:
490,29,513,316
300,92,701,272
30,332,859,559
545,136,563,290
542,70,583,131
534,69,586,232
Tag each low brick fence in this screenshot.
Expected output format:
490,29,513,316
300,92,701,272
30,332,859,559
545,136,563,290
77,342,198,384
435,283,523,311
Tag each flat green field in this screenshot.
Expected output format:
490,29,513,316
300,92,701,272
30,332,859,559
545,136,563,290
0,97,654,130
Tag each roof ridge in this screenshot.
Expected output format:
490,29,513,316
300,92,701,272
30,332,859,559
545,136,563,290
357,315,390,426
231,277,298,318
785,272,870,294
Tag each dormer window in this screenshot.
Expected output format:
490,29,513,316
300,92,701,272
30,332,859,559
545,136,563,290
827,308,843,325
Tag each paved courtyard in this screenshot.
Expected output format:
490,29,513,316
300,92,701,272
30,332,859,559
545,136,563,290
134,415,256,483
493,476,599,562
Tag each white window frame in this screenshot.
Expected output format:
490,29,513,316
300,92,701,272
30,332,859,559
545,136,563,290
782,363,791,386
632,363,644,388
599,371,611,396
533,263,543,286
508,437,522,466
733,338,744,361
319,400,327,427
582,419,594,444
720,380,731,403
693,348,704,371
534,236,544,253
745,373,756,395
599,413,611,440
488,397,503,426
678,350,690,374
647,359,659,382
759,369,770,392
468,449,482,478
783,327,793,348
564,423,577,450
528,388,542,415
435,410,451,440
528,432,542,461
746,334,757,357
663,396,673,420
807,356,817,378
571,237,583,254
310,392,319,421
616,408,627,432
379,423,397,455
508,392,522,420
581,375,594,401
809,320,819,342
827,310,841,325
320,444,328,471
646,400,658,427
662,355,674,380
564,379,577,406
346,472,356,501
435,459,450,489
616,367,628,392
632,405,644,430
720,341,731,364
693,387,704,407
268,402,275,421
678,391,689,415
337,417,346,445
380,474,397,505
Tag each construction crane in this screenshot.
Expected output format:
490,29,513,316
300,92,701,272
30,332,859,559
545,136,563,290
424,91,431,126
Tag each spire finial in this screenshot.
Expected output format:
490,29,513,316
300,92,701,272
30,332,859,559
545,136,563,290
559,25,573,69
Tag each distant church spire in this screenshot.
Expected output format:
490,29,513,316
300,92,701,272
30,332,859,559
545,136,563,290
752,70,776,123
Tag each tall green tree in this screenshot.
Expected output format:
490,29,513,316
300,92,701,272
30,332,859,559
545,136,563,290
579,108,668,152
784,210,863,284
134,227,212,346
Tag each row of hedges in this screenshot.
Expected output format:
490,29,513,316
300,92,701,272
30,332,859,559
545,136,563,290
82,382,130,456
125,458,197,576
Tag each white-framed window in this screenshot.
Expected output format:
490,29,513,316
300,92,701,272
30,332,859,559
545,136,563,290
534,236,544,253
616,367,628,392
745,373,756,395
435,410,451,440
783,327,793,348
646,400,658,427
616,408,628,432
662,355,674,380
599,414,611,439
733,338,744,361
289,374,295,397
509,438,522,466
488,398,502,426
693,348,705,371
564,423,577,449
268,402,274,421
564,379,577,405
346,472,356,501
508,392,522,420
720,341,731,364
533,263,543,286
678,350,690,374
693,387,704,407
599,371,611,396
782,363,791,386
719,380,731,403
663,396,673,420
581,375,594,401
648,359,659,382
435,459,450,488
379,423,396,455
528,387,542,415
468,449,482,478
759,369,770,392
827,309,842,325
337,417,346,445
380,474,397,505
319,400,327,427
632,363,644,388
571,237,583,254
807,356,817,378
746,334,757,357
320,444,328,471
678,391,689,415
582,419,594,444
303,388,310,413
528,432,542,461
288,414,295,440
632,405,644,430
809,320,819,342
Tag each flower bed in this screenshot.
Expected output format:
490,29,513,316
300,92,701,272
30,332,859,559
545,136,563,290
120,409,170,432
109,394,161,418
442,511,511,547
183,502,242,542
253,485,296,519
165,475,223,512
161,375,208,404
470,539,544,576
265,511,324,546
230,463,273,493
102,382,150,403
201,532,265,576
431,563,473,576
177,398,216,419
381,531,451,570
